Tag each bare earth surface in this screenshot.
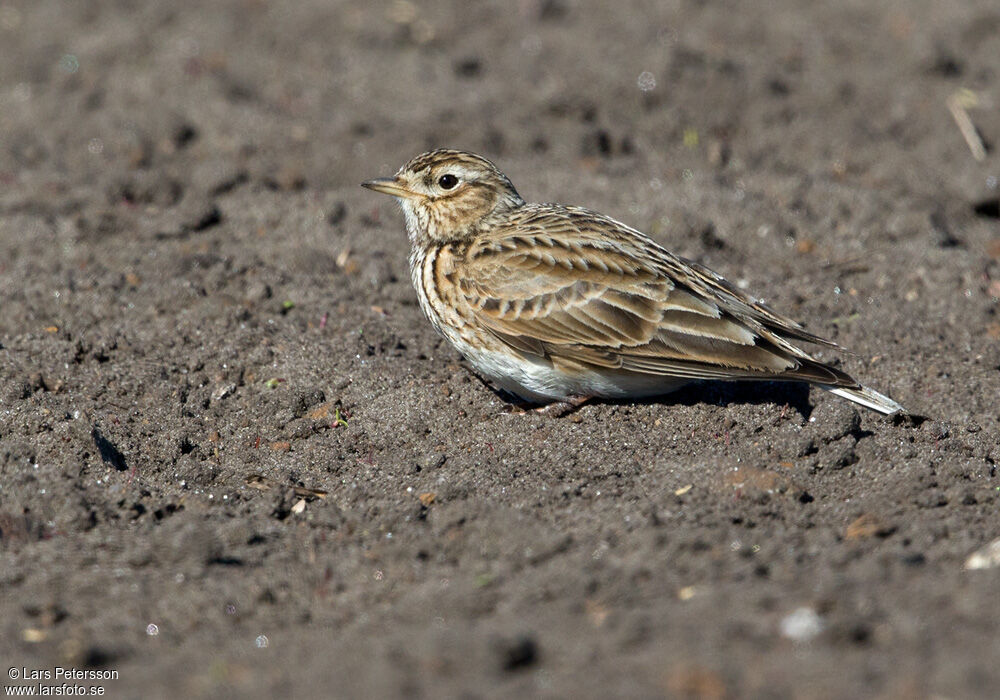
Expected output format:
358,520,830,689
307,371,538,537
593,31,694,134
2,1,1000,697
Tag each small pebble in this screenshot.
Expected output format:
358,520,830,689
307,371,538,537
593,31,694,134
780,607,824,642
965,538,1000,570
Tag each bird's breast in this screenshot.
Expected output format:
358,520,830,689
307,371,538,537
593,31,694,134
410,246,481,349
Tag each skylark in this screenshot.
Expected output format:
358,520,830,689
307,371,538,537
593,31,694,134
362,149,903,415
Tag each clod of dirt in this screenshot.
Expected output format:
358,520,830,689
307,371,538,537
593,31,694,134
845,513,896,540
928,51,964,78
930,210,962,248
188,202,222,231
263,165,307,191
172,122,198,150
973,198,1000,219
415,453,446,471
812,441,858,470
924,421,951,441
454,57,482,78
327,202,347,226
154,197,223,238
91,428,127,471
496,634,538,672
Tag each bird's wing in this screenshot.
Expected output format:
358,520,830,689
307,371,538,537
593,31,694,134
457,205,858,388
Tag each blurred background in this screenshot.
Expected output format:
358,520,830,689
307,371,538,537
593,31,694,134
1,1,999,697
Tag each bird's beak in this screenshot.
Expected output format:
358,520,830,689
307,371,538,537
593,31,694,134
361,177,413,198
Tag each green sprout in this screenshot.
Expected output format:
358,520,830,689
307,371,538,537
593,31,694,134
333,408,348,428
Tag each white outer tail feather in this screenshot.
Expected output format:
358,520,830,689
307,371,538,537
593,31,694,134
819,384,904,415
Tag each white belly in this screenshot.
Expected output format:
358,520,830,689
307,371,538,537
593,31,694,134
459,344,688,404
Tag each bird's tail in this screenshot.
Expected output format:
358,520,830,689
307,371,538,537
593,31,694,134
818,384,904,415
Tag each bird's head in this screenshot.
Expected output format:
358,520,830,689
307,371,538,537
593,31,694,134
362,149,524,245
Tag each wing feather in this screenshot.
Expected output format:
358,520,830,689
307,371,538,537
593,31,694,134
455,204,858,389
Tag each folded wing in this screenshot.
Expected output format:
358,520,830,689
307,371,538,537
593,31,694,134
458,206,859,389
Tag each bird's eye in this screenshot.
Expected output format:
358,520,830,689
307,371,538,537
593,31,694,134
437,174,458,190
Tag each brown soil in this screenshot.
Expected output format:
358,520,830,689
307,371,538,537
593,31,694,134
2,1,1000,697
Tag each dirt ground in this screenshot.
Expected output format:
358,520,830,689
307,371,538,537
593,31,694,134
2,1,999,697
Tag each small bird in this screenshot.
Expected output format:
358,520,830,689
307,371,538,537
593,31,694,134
362,149,903,415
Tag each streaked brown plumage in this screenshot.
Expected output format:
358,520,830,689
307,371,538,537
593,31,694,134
362,149,903,414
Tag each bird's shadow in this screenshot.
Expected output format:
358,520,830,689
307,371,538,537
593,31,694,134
483,378,815,420
625,380,814,419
